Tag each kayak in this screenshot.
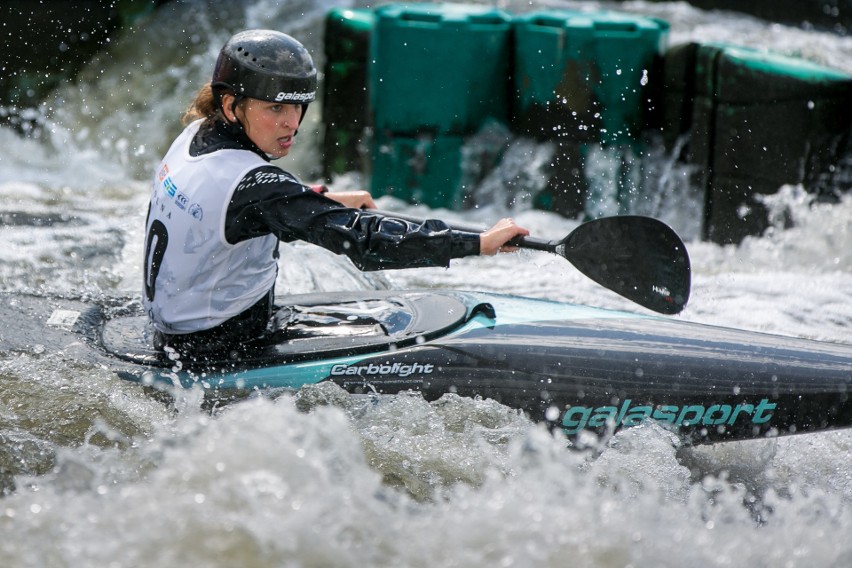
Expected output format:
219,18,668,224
5,288,851,445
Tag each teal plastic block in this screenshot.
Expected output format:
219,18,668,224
370,3,512,135
370,132,466,209
513,10,669,144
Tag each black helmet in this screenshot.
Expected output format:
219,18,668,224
212,30,317,105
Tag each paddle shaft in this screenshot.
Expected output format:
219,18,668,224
507,235,556,252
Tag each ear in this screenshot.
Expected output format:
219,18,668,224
221,93,237,122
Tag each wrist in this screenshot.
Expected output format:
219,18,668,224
451,231,481,258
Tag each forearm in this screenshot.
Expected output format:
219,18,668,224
309,208,480,271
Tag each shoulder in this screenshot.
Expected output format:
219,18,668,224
235,165,303,192
229,165,316,210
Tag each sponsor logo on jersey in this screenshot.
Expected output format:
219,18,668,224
157,163,181,199
162,176,178,198
561,398,777,435
154,163,200,220
189,203,203,221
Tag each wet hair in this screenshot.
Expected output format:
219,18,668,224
182,83,243,125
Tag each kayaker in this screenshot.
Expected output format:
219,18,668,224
142,29,529,357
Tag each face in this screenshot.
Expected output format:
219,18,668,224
222,94,303,159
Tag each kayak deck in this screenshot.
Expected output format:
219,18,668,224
101,291,489,369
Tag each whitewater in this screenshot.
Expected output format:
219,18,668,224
0,0,850,566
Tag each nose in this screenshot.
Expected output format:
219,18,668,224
281,104,302,128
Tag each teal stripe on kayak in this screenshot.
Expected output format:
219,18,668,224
145,352,374,391
461,294,653,327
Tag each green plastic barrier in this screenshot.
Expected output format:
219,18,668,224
371,132,466,209
513,10,669,144
322,8,376,178
663,42,852,243
324,7,374,62
370,3,512,136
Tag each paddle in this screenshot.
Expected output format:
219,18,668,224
374,210,691,315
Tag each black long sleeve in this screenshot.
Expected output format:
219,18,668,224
225,166,480,271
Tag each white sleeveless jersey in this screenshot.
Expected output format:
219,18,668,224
142,120,278,333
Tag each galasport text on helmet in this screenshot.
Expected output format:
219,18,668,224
212,30,317,105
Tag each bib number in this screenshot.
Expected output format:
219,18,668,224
144,219,168,301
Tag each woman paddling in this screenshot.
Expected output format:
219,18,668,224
142,29,529,357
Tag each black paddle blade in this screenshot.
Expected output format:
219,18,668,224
561,216,691,314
